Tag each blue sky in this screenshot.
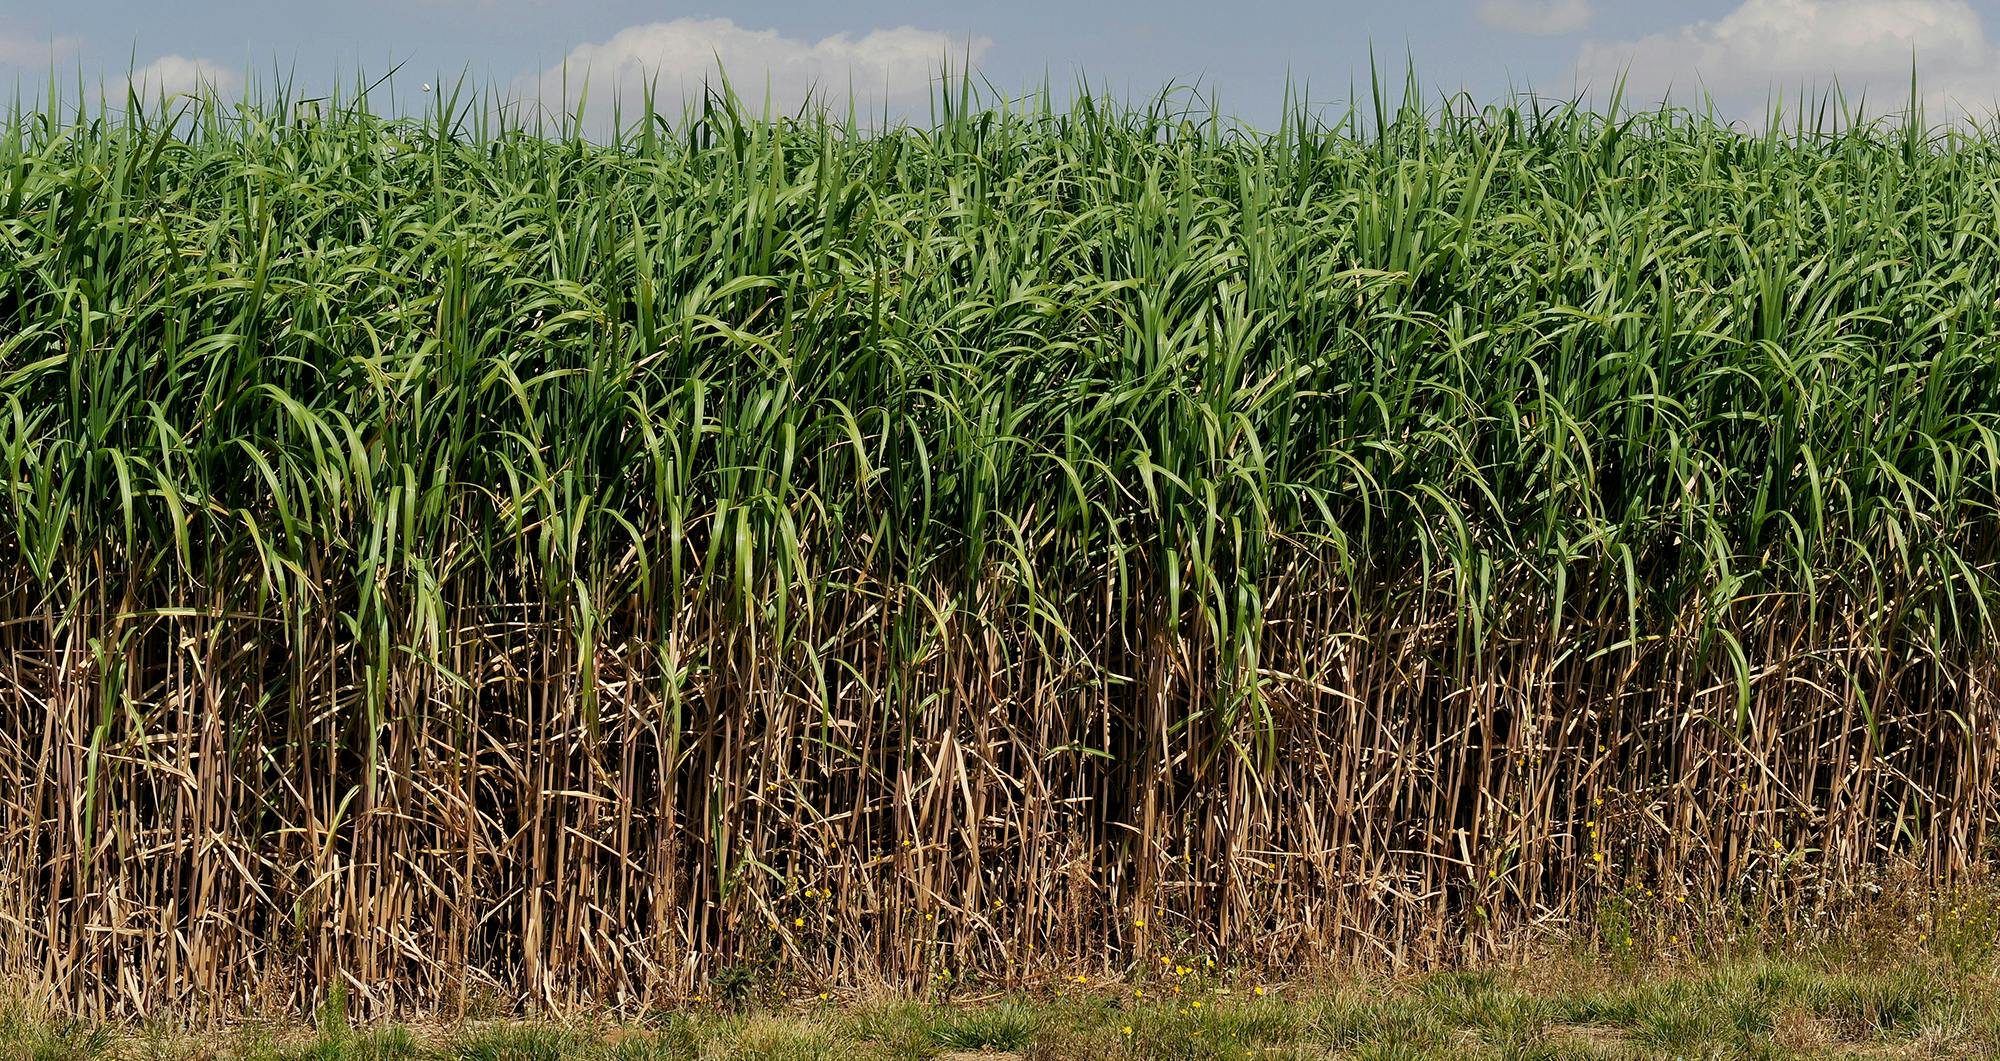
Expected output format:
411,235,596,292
4,1,1999,124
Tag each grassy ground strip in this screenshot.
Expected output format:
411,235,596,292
6,952,1995,1060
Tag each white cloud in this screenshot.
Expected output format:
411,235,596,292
1477,0,1593,35
1577,0,2000,116
520,18,990,122
0,30,81,69
128,55,243,99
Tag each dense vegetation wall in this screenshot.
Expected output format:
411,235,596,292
1,93,1997,1015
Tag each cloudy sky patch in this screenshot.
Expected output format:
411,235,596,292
521,18,988,119
6,2,2000,124
1577,0,1997,113
127,54,244,100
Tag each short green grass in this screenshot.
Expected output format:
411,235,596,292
8,950,1997,1060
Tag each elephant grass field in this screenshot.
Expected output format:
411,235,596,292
2,68,2000,1026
